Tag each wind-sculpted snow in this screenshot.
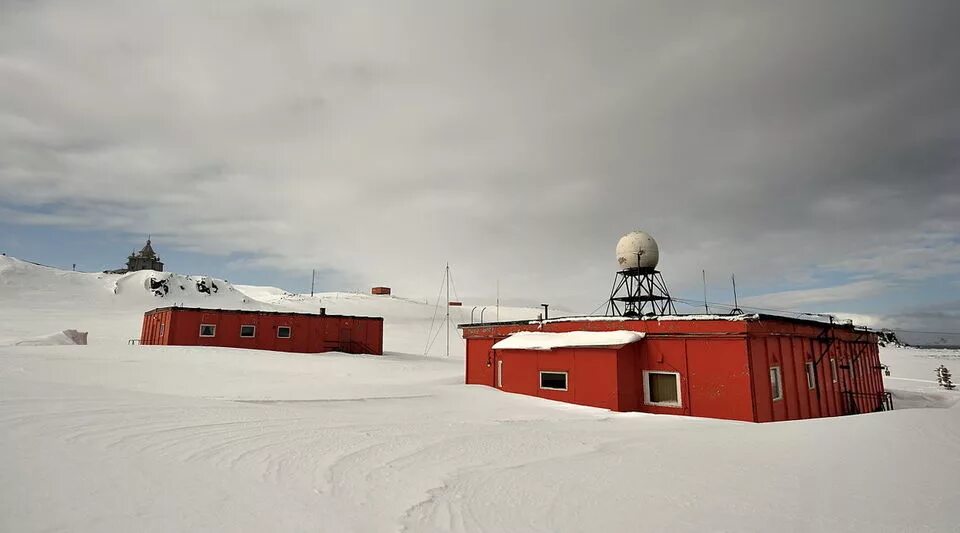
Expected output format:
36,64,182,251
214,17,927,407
11,329,87,346
1,344,959,532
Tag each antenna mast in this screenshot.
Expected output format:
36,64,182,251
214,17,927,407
445,263,450,358
702,269,709,314
731,273,743,314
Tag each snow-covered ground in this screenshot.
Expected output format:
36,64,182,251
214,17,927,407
2,255,959,532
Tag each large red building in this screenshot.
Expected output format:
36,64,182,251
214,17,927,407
460,314,889,422
140,307,383,355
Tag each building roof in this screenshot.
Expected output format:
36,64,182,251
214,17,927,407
139,239,156,258
460,313,873,332
143,306,383,321
492,330,645,350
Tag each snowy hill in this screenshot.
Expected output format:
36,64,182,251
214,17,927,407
0,254,540,354
0,255,268,345
2,254,960,532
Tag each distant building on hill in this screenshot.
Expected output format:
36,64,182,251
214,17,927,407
106,238,164,274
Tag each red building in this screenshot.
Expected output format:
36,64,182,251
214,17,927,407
460,314,889,422
140,307,383,355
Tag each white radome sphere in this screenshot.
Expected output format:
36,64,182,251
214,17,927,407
616,231,660,270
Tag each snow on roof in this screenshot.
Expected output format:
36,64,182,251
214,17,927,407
492,330,645,351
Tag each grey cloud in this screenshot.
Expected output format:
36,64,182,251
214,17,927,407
743,280,888,310
841,299,960,346
0,0,958,325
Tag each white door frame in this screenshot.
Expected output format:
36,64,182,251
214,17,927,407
497,359,503,388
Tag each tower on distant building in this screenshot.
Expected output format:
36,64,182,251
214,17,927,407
126,237,164,272
105,237,164,274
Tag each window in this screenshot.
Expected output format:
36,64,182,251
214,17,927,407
539,371,568,391
199,324,216,337
830,358,838,383
643,371,681,407
805,361,817,390
770,366,783,401
159,324,164,336
240,325,256,338
277,326,291,339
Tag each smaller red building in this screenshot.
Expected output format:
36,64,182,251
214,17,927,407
371,286,391,296
140,307,383,355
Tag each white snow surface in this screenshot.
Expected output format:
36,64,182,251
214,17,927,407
492,330,645,350
2,255,960,532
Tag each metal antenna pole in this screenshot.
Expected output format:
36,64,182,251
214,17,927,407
732,274,738,308
310,269,316,297
496,279,500,321
702,269,709,314
731,273,742,314
445,263,450,358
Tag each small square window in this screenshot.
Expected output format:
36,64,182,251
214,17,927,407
770,366,783,401
240,325,256,338
199,324,216,337
644,371,681,406
805,361,816,390
277,326,291,339
539,371,568,391
830,358,838,383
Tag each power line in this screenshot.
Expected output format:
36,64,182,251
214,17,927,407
587,298,609,316
447,266,458,301
672,296,809,316
422,268,447,356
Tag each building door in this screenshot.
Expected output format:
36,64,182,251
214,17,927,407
340,328,351,353
497,359,503,388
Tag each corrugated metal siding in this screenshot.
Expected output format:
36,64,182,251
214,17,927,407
138,308,384,355
463,317,884,423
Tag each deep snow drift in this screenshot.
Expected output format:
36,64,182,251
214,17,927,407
13,329,88,346
2,255,959,532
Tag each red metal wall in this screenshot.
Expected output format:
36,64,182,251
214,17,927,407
495,346,625,410
487,338,754,420
747,321,884,422
461,317,882,423
140,308,383,355
682,338,754,421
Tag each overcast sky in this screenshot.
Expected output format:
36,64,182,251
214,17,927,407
1,1,958,341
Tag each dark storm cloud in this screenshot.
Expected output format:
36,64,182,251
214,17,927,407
0,0,958,326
